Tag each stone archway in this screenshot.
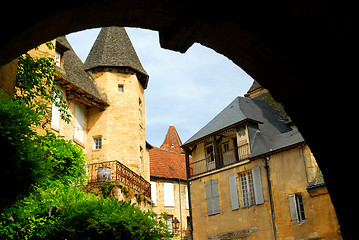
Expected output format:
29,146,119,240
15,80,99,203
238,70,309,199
0,0,355,238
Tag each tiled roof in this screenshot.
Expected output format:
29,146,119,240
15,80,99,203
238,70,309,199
150,125,190,180
160,125,183,154
150,147,187,180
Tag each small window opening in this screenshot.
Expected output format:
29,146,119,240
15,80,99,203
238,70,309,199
54,50,62,67
118,85,124,92
94,137,102,150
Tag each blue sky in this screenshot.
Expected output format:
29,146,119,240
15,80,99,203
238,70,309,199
67,27,254,147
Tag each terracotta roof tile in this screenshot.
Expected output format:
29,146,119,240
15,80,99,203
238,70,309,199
149,147,188,180
160,125,183,153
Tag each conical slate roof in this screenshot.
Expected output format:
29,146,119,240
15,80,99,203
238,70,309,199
84,27,149,88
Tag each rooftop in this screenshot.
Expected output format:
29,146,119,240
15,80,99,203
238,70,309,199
83,27,149,89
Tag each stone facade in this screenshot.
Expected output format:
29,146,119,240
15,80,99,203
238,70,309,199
12,28,152,209
183,92,341,240
149,126,191,239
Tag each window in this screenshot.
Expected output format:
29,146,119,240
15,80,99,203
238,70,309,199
240,171,256,207
166,215,173,233
94,137,102,149
205,179,220,215
239,166,264,207
205,144,215,171
54,50,62,67
223,141,230,152
150,181,157,206
51,96,60,129
288,194,306,224
74,104,85,144
164,182,175,206
118,85,124,92
138,99,143,124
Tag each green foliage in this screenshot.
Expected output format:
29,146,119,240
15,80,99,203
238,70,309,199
0,44,172,239
0,90,86,208
0,181,172,240
14,41,70,123
101,182,117,198
0,91,42,207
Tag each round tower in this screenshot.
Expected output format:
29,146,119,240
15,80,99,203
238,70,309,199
84,27,149,180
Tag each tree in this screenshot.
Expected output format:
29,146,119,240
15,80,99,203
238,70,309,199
0,44,172,239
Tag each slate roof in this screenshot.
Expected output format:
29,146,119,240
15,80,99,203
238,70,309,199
183,96,305,158
160,125,184,154
83,27,149,89
55,36,108,105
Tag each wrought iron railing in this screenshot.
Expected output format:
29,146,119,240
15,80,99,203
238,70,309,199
190,142,250,177
88,160,151,198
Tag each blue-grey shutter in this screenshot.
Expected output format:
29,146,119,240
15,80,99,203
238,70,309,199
205,181,214,215
288,194,299,224
211,179,220,214
252,166,264,205
229,174,239,210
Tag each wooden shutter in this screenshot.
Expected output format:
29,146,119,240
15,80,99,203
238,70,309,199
74,104,85,144
206,180,220,215
229,174,239,210
288,194,299,224
150,181,157,206
252,166,264,205
51,98,60,129
211,179,220,214
164,182,175,206
205,181,214,215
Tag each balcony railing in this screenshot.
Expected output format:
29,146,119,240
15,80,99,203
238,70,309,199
88,160,151,198
190,142,250,177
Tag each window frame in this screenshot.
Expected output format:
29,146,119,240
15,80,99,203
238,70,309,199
93,137,102,150
163,182,175,207
288,193,306,224
239,171,256,207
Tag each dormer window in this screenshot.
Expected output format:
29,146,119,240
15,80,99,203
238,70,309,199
54,50,62,68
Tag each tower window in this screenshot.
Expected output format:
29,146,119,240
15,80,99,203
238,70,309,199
118,85,124,92
54,50,62,67
94,137,102,150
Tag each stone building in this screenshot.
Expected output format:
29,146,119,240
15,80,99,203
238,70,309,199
27,27,152,208
182,84,340,240
149,125,191,239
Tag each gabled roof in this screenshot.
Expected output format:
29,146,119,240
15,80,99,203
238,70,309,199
183,96,304,157
83,27,149,88
149,125,189,180
55,36,108,107
160,125,183,153
183,97,290,146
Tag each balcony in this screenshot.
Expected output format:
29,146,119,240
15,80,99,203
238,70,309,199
88,160,151,198
190,142,250,177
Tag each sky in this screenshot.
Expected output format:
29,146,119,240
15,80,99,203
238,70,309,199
66,27,254,147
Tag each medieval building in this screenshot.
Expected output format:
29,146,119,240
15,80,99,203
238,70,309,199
38,27,152,207
182,82,340,239
149,125,191,239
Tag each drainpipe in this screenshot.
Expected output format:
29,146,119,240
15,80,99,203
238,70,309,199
178,178,183,239
185,148,194,240
264,156,277,240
